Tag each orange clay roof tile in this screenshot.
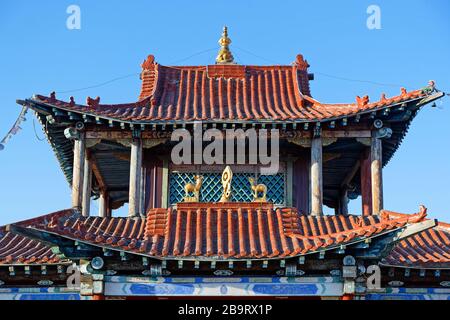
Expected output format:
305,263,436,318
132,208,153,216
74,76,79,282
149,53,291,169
30,55,430,123
15,203,430,261
0,209,74,265
381,211,450,269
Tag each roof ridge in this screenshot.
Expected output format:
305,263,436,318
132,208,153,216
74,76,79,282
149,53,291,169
3,208,74,230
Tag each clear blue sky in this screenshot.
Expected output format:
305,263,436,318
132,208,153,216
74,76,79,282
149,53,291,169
0,0,449,225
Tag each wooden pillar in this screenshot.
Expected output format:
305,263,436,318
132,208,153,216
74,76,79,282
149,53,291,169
310,136,323,216
71,133,85,210
98,192,107,218
371,137,383,215
128,138,142,217
81,154,92,217
139,166,146,215
360,149,372,216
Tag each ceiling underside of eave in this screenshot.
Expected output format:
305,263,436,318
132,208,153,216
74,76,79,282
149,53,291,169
37,103,421,209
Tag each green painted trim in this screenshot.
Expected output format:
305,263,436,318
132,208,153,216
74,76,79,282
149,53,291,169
161,159,169,208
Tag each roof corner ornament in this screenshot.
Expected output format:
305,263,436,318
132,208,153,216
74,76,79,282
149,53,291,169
141,54,155,70
405,205,428,224
219,166,233,202
422,80,437,95
49,91,57,102
356,95,369,108
140,54,156,81
86,96,100,109
215,26,235,64
294,54,310,71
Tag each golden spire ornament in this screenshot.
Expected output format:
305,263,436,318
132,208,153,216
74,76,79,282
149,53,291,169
215,26,235,64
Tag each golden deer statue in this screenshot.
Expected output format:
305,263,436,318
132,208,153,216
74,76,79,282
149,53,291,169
248,177,267,202
184,175,203,202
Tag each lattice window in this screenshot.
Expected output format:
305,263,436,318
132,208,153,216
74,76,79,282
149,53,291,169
169,172,285,205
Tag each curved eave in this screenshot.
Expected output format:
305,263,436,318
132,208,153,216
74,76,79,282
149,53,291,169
17,92,445,194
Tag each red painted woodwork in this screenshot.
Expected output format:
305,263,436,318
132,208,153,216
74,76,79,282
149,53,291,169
144,159,163,211
360,149,372,216
293,157,310,214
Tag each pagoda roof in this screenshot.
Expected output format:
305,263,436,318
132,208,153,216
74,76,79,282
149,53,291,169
381,212,450,269
0,209,72,266
9,203,435,262
3,205,449,270
20,54,444,125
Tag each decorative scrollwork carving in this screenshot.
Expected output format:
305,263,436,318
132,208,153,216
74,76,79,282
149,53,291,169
219,166,233,202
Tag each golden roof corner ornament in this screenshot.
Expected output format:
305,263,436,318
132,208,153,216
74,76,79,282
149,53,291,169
219,166,233,202
215,26,235,64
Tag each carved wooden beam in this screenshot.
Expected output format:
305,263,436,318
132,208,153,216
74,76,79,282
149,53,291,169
341,160,360,188
90,153,107,193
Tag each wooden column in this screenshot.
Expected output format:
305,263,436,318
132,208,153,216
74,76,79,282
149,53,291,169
139,166,146,215
360,149,372,216
310,136,323,216
128,138,142,217
81,153,92,217
71,133,85,210
371,137,383,215
98,192,107,218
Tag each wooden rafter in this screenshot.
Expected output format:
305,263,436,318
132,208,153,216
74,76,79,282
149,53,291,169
89,152,107,193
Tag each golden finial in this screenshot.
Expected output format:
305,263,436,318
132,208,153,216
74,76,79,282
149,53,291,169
216,26,235,64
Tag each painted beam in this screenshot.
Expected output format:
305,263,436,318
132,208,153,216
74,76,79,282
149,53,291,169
103,276,344,297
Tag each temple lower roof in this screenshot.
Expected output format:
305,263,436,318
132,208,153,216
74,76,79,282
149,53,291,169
2,204,448,270
0,209,72,266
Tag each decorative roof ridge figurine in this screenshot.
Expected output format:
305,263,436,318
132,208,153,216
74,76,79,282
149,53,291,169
215,26,235,64
219,166,233,202
422,80,437,95
184,175,203,202
248,177,267,203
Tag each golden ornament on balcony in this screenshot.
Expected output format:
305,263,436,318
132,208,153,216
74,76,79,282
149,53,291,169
248,177,267,202
184,175,203,202
219,166,233,202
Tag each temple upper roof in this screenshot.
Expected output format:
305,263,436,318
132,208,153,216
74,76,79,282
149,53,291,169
28,67,436,125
